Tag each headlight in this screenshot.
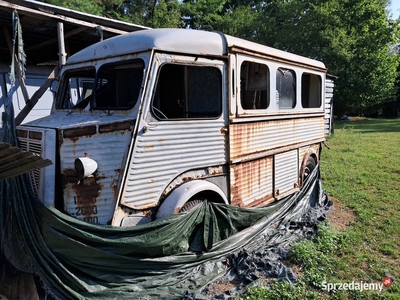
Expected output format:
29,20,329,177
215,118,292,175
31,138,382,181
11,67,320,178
74,157,98,178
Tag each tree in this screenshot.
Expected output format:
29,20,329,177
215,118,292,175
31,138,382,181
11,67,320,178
182,0,226,30
41,0,400,116
220,0,399,116
150,0,183,28
42,0,125,19
331,0,398,116
41,0,183,28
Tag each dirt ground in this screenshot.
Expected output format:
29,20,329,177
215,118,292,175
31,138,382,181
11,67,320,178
326,196,357,231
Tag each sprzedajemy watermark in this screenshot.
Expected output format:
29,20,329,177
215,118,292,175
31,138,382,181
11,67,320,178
321,276,393,293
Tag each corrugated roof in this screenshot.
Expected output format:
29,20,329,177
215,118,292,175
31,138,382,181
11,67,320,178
0,142,52,180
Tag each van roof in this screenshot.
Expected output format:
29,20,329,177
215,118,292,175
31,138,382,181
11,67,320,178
67,28,326,69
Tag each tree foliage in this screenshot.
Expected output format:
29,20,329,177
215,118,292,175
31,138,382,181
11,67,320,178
40,0,400,116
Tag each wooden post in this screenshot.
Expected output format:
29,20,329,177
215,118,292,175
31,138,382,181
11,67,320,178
57,22,66,68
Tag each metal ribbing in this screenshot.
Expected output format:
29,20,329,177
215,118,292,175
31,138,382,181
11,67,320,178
122,119,227,209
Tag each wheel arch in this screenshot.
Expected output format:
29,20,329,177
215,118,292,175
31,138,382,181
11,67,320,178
299,147,319,185
156,180,228,219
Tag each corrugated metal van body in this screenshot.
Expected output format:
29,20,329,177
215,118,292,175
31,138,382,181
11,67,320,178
274,149,298,194
118,52,228,211
229,116,324,206
230,117,324,160
60,121,133,225
121,118,227,210
230,156,273,207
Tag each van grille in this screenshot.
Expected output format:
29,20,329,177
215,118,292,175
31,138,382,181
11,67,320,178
17,130,43,198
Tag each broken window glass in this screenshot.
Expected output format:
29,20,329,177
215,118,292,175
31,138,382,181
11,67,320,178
240,61,269,110
276,68,296,109
301,73,321,108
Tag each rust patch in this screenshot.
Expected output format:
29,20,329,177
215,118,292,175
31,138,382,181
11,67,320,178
96,173,107,180
182,176,190,183
208,166,223,176
245,195,275,208
111,178,119,200
72,177,102,224
28,131,42,140
62,168,102,224
62,168,77,177
220,126,228,135
230,118,324,162
16,129,28,138
173,207,182,214
63,126,97,141
98,121,133,133
230,156,273,207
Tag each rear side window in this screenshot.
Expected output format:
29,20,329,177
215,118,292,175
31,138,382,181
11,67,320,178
276,68,296,109
152,64,222,119
301,73,322,108
240,61,269,110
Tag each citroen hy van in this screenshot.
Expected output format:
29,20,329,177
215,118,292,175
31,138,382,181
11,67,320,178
17,28,326,226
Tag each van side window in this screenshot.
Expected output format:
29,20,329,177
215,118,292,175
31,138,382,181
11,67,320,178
240,61,269,110
276,68,296,109
301,73,321,108
152,64,222,119
93,60,144,110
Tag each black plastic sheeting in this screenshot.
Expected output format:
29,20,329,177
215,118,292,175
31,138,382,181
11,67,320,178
1,109,332,300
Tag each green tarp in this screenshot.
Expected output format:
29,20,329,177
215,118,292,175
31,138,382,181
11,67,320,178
0,125,330,299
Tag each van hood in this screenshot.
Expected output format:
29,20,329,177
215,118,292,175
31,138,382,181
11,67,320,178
23,112,135,130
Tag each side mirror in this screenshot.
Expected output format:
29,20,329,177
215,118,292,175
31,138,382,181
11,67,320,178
50,79,59,94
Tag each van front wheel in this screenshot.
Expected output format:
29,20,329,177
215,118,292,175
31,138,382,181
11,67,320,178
179,198,205,213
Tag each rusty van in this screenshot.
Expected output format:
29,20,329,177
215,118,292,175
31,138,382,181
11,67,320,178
16,28,327,226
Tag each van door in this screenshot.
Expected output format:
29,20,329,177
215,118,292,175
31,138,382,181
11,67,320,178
119,53,228,212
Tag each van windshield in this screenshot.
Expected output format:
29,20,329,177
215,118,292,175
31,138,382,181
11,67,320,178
58,59,144,110
58,68,96,109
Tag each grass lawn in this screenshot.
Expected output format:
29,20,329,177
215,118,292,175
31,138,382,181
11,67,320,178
321,118,400,297
240,118,400,299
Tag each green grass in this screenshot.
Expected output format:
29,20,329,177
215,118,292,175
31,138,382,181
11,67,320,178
238,118,400,299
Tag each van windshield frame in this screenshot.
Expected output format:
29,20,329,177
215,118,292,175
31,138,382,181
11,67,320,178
57,59,145,111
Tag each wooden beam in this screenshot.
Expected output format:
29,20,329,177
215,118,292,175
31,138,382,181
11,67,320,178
26,26,87,52
0,0,130,35
15,66,58,126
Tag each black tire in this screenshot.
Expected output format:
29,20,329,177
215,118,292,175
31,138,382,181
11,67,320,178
179,198,205,213
303,156,316,182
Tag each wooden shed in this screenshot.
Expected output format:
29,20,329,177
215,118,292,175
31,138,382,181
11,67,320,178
0,0,148,125
325,75,336,136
